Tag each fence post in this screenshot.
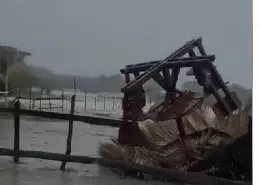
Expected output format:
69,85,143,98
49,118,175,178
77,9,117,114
39,88,42,111
17,88,20,102
94,96,97,111
29,87,32,110
84,90,87,111
103,96,106,110
61,89,64,112
49,99,52,111
112,97,115,110
60,95,75,171
13,101,20,163
32,99,35,110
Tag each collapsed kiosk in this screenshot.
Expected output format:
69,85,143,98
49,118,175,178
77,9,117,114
119,37,241,147
100,37,252,182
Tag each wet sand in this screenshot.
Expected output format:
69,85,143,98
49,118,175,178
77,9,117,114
0,116,175,185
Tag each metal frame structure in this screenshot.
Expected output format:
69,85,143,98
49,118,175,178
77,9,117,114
118,37,241,149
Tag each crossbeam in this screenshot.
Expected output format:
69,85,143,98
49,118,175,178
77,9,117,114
120,58,214,74
0,107,122,127
121,38,202,92
124,55,215,69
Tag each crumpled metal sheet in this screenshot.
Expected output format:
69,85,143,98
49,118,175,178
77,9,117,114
137,94,220,149
147,91,203,121
215,98,252,138
99,93,251,170
99,128,232,169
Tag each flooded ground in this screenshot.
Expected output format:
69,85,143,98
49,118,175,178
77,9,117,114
0,116,174,185
0,89,154,115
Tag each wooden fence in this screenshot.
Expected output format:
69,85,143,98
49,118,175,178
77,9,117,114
10,87,152,112
0,96,251,185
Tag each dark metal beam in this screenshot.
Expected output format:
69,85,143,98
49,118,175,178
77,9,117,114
120,59,211,74
125,73,130,83
168,67,180,91
162,68,171,88
121,38,202,92
186,49,197,75
124,55,215,69
197,40,207,56
151,72,167,90
133,72,140,78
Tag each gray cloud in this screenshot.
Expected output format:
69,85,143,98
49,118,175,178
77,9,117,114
0,0,252,88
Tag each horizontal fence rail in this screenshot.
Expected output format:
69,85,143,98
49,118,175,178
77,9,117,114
0,107,122,127
0,148,250,185
1,87,154,115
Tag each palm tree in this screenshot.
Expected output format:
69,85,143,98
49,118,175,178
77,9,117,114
0,46,32,98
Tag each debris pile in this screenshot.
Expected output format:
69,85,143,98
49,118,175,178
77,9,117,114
99,37,252,182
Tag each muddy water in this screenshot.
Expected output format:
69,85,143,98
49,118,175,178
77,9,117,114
0,116,174,185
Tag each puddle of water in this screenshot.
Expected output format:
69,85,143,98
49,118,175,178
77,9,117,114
0,117,174,185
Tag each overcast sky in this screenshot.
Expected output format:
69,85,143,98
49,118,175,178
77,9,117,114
0,0,252,88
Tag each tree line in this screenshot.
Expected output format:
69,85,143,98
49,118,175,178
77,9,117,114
0,62,252,104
